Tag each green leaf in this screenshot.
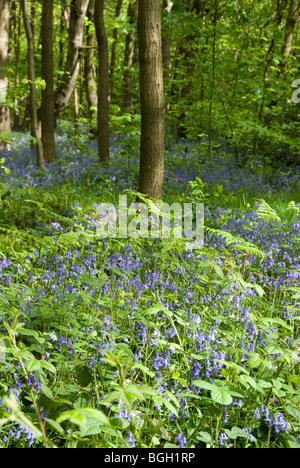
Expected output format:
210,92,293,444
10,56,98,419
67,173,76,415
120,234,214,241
57,408,110,428
41,361,56,374
192,380,216,391
197,431,212,443
25,359,42,372
124,384,145,405
40,383,54,399
45,418,64,435
211,387,233,406
238,374,258,390
247,354,262,369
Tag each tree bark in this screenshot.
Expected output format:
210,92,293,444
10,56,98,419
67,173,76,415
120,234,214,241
123,0,137,114
41,0,56,163
21,0,44,167
11,0,21,131
138,0,165,199
54,0,89,119
95,0,110,164
162,0,173,77
85,0,98,127
282,0,300,57
0,0,10,150
109,0,123,103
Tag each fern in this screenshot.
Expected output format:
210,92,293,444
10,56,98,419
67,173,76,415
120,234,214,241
255,199,281,223
204,225,267,260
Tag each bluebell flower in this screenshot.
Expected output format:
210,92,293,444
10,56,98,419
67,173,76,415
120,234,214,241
127,432,135,447
176,432,188,448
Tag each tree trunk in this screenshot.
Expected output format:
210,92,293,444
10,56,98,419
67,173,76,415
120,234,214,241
54,0,89,119
0,0,10,150
41,0,56,163
11,0,21,131
123,0,137,114
21,0,44,167
109,0,123,103
95,0,110,164
162,0,173,78
85,0,98,128
138,0,165,199
282,0,300,57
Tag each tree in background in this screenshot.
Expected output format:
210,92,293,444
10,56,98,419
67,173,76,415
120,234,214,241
123,0,138,114
281,0,300,64
95,0,110,164
0,0,10,150
85,0,98,130
21,0,44,167
41,0,56,163
54,0,89,120
138,0,165,199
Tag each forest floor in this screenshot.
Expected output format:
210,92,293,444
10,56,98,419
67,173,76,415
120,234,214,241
0,128,300,449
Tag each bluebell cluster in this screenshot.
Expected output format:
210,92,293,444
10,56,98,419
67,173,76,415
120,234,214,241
1,131,300,448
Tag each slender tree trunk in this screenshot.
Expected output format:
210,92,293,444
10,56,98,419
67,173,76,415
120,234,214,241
138,0,165,199
54,0,89,119
41,0,56,163
0,0,10,150
282,0,300,57
58,2,70,71
74,85,79,134
123,0,137,114
21,0,44,167
162,0,173,78
95,0,110,164
208,0,218,159
109,0,123,103
11,0,21,131
85,0,98,128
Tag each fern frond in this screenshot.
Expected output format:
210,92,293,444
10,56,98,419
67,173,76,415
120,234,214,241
256,199,281,223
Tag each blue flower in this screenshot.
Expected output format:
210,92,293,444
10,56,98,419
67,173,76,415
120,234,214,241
176,432,187,448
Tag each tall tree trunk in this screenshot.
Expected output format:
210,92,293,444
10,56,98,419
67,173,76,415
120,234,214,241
58,2,70,71
85,0,98,128
282,0,300,57
123,0,137,114
109,0,123,103
21,0,44,167
162,0,173,78
11,0,21,131
208,0,218,159
0,0,10,150
54,0,89,119
41,0,56,163
95,0,110,164
138,0,165,199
